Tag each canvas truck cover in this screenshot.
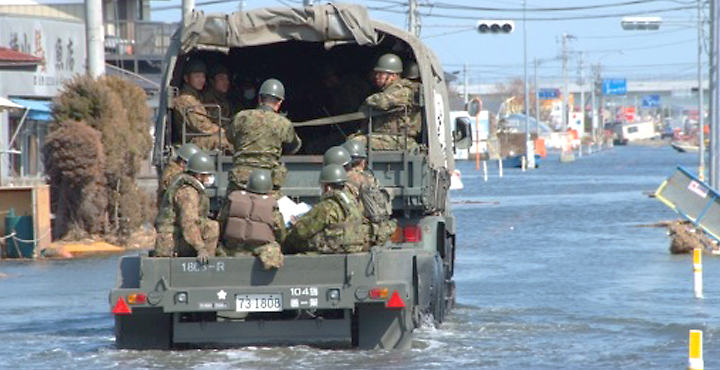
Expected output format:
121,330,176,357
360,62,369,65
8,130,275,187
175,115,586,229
180,3,379,51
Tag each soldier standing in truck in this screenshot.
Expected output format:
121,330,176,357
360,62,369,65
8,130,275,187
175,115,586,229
173,59,232,151
284,164,365,254
154,151,219,264
225,78,302,195
352,53,418,150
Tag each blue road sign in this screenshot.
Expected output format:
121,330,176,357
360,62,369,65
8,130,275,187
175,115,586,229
642,94,661,108
602,78,627,95
538,88,560,99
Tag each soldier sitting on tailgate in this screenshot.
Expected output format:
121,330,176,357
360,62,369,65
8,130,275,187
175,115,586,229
284,164,365,254
225,78,302,196
220,169,287,270
157,143,200,202
202,63,237,127
351,53,418,151
325,141,397,246
154,151,219,264
173,59,232,151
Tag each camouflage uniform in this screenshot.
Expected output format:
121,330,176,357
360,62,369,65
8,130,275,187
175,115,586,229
353,78,419,150
154,173,219,258
346,166,397,246
174,86,232,151
157,159,183,202
226,105,301,193
202,88,236,128
284,187,365,254
218,191,288,269
408,80,423,140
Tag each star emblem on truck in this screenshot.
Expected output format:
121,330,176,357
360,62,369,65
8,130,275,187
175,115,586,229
217,290,227,300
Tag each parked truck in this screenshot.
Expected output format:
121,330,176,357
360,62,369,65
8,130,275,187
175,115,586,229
109,3,472,350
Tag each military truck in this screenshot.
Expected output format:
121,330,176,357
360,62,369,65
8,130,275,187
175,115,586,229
109,3,472,350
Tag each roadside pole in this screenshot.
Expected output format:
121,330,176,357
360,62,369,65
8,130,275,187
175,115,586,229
698,0,706,181
523,0,535,169
711,0,720,188
85,0,105,78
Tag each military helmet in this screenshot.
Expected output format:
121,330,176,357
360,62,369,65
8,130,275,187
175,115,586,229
374,53,403,74
341,140,367,159
405,61,420,80
319,164,347,184
247,169,273,194
176,143,201,162
209,63,230,78
323,146,351,167
186,152,215,175
258,78,285,100
184,59,207,75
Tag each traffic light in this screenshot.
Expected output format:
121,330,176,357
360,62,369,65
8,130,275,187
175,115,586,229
476,20,514,34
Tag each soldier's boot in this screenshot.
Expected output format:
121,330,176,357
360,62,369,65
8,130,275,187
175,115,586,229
253,242,284,270
154,232,175,257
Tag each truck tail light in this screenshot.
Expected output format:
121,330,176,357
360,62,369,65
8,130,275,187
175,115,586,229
127,293,147,305
369,288,389,299
112,297,132,315
386,290,405,309
390,225,423,243
403,225,422,242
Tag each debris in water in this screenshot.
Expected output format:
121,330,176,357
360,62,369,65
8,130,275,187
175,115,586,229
666,221,719,255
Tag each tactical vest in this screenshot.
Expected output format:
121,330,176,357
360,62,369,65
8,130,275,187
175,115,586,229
309,189,365,253
224,190,277,245
155,173,209,233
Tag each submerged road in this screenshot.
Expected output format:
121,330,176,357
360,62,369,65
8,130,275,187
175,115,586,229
0,145,718,369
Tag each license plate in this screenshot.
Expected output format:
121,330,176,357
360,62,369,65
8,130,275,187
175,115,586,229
235,294,283,312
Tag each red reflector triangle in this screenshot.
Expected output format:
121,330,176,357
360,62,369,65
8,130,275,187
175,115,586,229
113,297,132,315
386,290,405,309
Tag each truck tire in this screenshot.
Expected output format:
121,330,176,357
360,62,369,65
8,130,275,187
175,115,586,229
355,303,413,350
430,255,446,326
115,308,172,350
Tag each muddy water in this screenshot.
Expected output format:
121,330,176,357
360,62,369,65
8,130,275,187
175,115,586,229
1,145,717,370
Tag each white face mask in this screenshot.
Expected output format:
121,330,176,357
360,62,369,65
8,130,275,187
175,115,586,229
203,175,216,187
243,89,256,100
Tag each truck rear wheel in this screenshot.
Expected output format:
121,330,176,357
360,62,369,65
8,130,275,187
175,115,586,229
430,256,446,325
354,304,413,350
115,308,172,350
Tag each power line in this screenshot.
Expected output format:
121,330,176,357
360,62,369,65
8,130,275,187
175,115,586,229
422,0,690,12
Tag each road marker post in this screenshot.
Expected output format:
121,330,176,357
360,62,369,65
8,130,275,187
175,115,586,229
688,330,703,370
483,160,488,182
693,248,703,299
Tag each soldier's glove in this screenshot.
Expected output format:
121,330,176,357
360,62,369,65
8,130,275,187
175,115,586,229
196,249,210,265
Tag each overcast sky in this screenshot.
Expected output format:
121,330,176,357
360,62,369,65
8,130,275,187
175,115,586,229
150,0,704,85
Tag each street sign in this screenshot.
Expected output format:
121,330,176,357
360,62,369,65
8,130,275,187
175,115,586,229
642,94,661,108
624,107,636,122
538,88,560,99
602,79,627,95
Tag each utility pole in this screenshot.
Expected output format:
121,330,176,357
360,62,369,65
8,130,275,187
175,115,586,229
463,63,469,104
408,0,417,35
239,0,245,11
524,0,534,168
699,0,706,181
711,0,720,187
534,57,540,135
85,0,105,78
182,0,195,24
303,0,314,6
578,52,585,136
561,33,574,131
592,64,601,144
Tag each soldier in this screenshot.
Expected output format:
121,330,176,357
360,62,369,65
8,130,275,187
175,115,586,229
404,61,423,141
226,78,302,195
157,143,200,202
341,139,397,246
202,64,236,127
220,169,287,269
352,53,418,151
154,151,219,264
236,79,257,111
284,164,365,254
173,59,232,151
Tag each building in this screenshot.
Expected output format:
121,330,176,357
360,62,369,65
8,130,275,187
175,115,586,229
0,0,174,185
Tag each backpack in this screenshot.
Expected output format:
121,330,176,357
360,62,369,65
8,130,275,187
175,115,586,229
359,182,392,223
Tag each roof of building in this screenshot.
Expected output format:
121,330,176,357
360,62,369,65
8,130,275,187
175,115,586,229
0,47,43,67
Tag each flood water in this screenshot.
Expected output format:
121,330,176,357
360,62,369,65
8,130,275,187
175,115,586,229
1,145,718,369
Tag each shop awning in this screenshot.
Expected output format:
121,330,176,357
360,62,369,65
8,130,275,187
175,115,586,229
0,96,23,110
10,98,53,121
